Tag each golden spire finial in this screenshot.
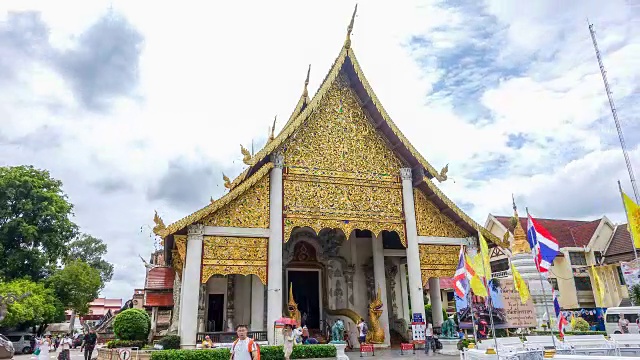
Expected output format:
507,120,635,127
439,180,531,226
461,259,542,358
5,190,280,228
510,195,530,255
223,173,231,189
344,4,358,49
302,64,311,98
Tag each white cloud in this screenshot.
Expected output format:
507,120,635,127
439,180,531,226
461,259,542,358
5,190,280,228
1,0,639,301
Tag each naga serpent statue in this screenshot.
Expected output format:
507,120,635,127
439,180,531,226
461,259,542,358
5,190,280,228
365,286,385,344
287,283,301,326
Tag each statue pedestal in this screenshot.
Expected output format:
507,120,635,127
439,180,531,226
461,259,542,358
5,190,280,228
331,343,348,360
437,339,459,356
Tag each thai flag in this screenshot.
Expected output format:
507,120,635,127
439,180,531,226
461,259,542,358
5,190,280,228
527,214,560,272
453,246,469,298
558,313,568,337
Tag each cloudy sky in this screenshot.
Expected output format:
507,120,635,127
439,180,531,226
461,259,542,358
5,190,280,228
1,0,639,300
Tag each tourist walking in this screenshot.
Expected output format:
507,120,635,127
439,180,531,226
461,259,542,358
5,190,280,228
36,337,50,360
283,325,295,360
230,325,259,360
83,329,98,360
424,320,434,354
60,334,72,360
357,318,367,344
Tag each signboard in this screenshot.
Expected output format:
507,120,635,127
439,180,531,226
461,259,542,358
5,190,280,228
455,278,536,329
118,349,131,360
412,313,424,323
411,322,426,344
621,259,640,287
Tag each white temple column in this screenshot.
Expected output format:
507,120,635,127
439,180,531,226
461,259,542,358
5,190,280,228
179,224,204,348
399,263,411,325
400,168,426,322
372,234,391,346
251,275,265,331
267,152,284,344
428,278,443,327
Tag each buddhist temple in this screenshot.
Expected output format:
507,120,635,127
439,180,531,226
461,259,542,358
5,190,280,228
153,6,504,348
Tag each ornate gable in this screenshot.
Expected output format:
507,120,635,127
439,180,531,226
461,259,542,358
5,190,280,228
200,171,269,228
414,189,469,238
282,73,406,244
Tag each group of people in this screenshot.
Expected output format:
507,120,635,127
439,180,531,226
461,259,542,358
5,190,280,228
35,329,98,360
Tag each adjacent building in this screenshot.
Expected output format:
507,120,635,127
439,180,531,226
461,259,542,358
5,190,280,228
485,214,631,309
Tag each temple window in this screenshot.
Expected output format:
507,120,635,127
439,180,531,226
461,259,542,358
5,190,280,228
574,276,593,291
569,252,587,266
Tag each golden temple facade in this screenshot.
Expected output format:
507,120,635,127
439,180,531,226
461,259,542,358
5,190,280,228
153,6,504,348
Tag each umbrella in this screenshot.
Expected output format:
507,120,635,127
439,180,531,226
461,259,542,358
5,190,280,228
275,317,297,326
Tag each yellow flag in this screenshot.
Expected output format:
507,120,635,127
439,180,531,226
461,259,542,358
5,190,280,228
478,230,492,279
470,273,488,297
622,192,640,248
591,265,605,305
511,262,530,304
570,314,576,329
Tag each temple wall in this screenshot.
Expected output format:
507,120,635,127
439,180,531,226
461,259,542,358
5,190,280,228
234,276,251,326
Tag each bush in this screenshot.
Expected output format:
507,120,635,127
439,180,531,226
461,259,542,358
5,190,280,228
457,339,476,350
158,335,181,350
151,345,336,360
107,340,145,349
424,304,448,325
113,308,151,341
261,345,336,360
573,318,590,332
151,349,230,360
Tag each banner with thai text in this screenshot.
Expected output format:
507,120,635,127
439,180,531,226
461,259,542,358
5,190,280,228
455,278,536,329
621,258,640,287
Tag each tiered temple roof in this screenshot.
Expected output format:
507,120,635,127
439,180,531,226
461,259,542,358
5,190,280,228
155,6,504,248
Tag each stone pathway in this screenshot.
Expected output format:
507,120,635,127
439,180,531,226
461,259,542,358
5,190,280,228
347,349,456,360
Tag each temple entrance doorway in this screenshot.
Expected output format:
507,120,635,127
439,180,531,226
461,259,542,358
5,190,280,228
287,269,321,329
207,294,224,332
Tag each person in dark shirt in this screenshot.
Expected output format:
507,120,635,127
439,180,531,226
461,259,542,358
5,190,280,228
83,329,98,360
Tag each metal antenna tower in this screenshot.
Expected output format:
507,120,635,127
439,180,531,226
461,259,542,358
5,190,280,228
588,22,640,202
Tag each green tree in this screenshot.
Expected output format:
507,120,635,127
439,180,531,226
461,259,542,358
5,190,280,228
47,260,102,315
0,279,64,328
0,165,78,281
113,309,150,341
66,234,114,284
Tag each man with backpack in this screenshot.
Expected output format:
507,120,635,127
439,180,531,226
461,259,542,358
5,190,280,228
231,325,260,360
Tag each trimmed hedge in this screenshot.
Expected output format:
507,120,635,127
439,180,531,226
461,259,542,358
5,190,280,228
152,349,230,360
107,340,145,349
150,345,337,360
159,335,181,350
113,308,151,341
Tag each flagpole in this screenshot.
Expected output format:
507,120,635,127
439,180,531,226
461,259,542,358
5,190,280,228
618,180,638,259
465,246,479,345
477,230,499,355
526,208,557,349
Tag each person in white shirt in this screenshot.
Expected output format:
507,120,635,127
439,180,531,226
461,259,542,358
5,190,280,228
60,334,73,360
357,318,368,344
424,321,434,354
230,325,259,360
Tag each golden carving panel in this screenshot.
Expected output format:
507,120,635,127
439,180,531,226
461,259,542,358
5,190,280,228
174,235,187,264
201,265,267,286
201,173,269,228
284,216,406,247
282,73,404,176
419,244,459,284
201,236,267,284
414,189,469,238
284,175,403,220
